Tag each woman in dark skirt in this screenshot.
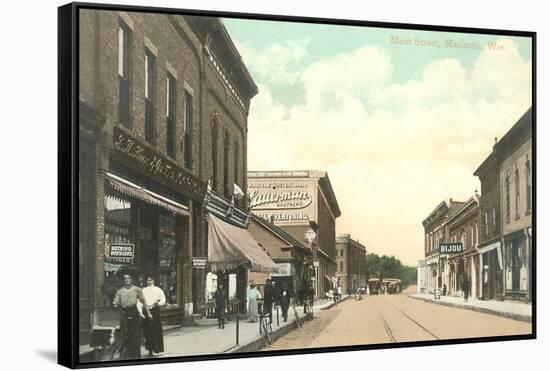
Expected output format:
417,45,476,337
141,275,166,356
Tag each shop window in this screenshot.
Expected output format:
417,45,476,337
118,21,132,127
183,92,193,169
514,169,520,219
103,195,134,306
166,73,176,158
526,160,532,213
505,175,511,223
145,49,156,144
159,213,177,305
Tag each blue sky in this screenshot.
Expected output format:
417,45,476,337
223,18,532,265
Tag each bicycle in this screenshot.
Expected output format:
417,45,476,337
259,313,273,345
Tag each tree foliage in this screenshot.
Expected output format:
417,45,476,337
365,253,417,288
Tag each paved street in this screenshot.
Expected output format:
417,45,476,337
264,289,532,351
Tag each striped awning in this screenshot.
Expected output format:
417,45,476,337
208,214,278,273
106,172,189,216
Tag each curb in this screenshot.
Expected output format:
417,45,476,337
319,295,351,310
408,295,532,323
227,312,313,353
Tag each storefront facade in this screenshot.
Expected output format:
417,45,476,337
422,199,465,295
496,108,533,302
336,234,367,294
248,214,313,304
78,10,257,343
446,196,481,299
247,170,341,299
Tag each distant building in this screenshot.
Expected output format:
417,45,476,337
446,195,481,298
421,199,465,294
248,170,342,299
335,234,367,294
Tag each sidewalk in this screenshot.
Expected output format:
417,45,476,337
80,296,348,361
409,293,532,322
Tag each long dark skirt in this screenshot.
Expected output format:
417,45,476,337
143,306,164,354
120,307,141,360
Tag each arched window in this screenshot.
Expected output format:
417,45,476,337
223,130,230,197
233,140,240,189
514,168,520,219
211,120,219,189
526,159,532,213
505,175,510,223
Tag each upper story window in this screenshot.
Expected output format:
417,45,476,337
514,168,520,219
183,92,193,169
492,208,497,233
526,160,532,213
166,73,176,158
484,212,489,238
118,21,132,127
505,175,511,223
211,120,219,189
223,130,230,197
144,49,156,145
233,140,240,188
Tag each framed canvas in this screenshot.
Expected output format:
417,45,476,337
58,2,536,368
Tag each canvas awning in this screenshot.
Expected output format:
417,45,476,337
208,214,278,273
106,172,189,216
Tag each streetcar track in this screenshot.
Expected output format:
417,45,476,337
380,314,397,343
381,296,440,341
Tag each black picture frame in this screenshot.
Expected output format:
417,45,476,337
58,2,536,368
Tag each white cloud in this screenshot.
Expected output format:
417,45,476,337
246,38,531,265
234,39,309,86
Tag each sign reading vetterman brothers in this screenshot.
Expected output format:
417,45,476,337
439,242,464,254
248,178,317,225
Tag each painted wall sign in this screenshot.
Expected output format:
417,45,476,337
439,242,464,254
112,127,206,200
248,178,317,225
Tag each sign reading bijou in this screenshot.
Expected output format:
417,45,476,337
439,242,464,254
112,128,206,200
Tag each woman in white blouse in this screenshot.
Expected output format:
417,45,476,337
141,275,166,356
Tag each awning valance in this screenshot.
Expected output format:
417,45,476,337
106,172,189,216
208,214,278,273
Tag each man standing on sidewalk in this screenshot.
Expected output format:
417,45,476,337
214,283,226,329
113,273,152,360
264,279,276,324
463,275,470,302
141,275,166,356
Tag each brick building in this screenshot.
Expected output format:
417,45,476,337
247,170,341,299
496,108,533,301
446,195,481,298
421,199,465,294
474,145,504,301
78,10,257,342
335,234,367,294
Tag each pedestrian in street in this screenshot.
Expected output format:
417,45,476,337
248,281,261,322
337,285,343,302
141,275,166,356
264,279,276,323
279,283,290,322
463,276,470,302
214,283,226,329
113,272,152,360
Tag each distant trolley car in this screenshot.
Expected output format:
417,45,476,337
367,278,381,295
382,278,402,294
